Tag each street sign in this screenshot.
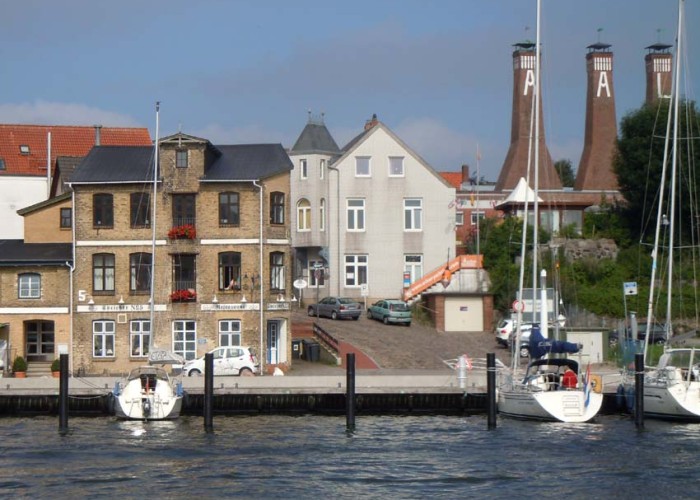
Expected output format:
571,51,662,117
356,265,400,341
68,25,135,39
293,279,308,289
360,283,369,297
623,282,638,296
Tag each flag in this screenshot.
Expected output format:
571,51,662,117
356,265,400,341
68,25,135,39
583,362,592,408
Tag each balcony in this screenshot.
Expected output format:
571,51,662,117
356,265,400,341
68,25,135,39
170,288,197,303
168,223,197,240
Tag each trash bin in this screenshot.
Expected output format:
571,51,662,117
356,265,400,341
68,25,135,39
303,340,320,362
292,339,302,359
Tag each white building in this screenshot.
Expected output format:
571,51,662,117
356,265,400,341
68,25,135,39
289,114,456,304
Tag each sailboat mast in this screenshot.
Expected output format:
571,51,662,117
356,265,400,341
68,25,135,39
149,102,160,351
532,0,541,326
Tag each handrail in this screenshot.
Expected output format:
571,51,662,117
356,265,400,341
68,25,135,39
402,254,483,302
313,323,339,352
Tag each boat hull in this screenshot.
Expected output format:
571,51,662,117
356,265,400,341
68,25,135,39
114,367,182,421
498,389,602,423
643,374,700,421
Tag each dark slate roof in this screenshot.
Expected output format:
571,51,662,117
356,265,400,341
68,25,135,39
69,146,154,183
202,144,293,181
0,240,72,266
291,122,340,154
342,128,370,152
57,156,83,187
17,192,71,216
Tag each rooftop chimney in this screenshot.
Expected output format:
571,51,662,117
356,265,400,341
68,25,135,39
364,113,379,131
94,125,103,146
644,43,673,104
495,42,561,191
575,43,618,190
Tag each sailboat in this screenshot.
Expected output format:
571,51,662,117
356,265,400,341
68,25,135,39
625,0,700,422
113,103,184,420
497,0,603,422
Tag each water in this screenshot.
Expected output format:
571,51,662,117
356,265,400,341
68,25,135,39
1,414,699,498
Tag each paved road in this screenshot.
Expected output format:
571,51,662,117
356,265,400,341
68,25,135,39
292,309,511,370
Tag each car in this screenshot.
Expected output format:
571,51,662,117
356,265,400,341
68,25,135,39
507,323,535,358
307,296,362,320
608,322,670,347
182,346,259,376
495,318,533,349
367,299,412,326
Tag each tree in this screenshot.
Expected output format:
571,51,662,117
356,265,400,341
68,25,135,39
554,159,575,187
615,100,700,242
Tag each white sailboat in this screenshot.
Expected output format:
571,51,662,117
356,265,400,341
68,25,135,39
629,0,700,422
497,0,602,422
113,103,183,420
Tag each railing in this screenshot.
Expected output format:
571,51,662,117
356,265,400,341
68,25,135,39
172,217,196,227
173,280,196,291
313,323,339,353
402,254,483,302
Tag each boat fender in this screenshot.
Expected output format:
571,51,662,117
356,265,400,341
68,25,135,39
112,380,121,397
625,386,635,414
176,381,183,397
615,384,626,410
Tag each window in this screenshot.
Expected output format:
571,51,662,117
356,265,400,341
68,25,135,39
176,149,188,168
355,156,370,177
93,254,115,293
471,211,485,225
347,199,365,231
130,253,152,292
270,192,285,225
219,252,241,290
172,193,196,226
345,255,368,287
404,255,423,284
93,320,115,358
270,252,284,291
309,260,325,288
320,159,326,180
319,198,326,232
404,199,422,231
20,145,30,155
219,320,242,347
219,192,240,226
455,212,464,226
60,207,72,228
297,199,311,231
130,319,150,357
300,159,308,179
173,254,196,292
389,156,404,176
18,273,41,299
130,192,151,228
173,320,197,361
0,158,5,170
93,193,113,228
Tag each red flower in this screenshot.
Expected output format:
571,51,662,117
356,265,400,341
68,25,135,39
168,224,197,239
170,289,197,301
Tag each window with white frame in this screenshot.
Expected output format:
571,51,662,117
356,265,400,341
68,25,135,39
297,199,311,231
219,320,242,347
320,198,326,231
404,255,423,284
320,158,326,180
18,273,41,299
270,252,285,290
93,320,115,358
347,198,365,231
345,255,368,287
355,156,370,177
173,320,197,361
93,253,115,293
404,199,423,231
455,211,464,226
300,159,308,179
389,156,404,176
130,319,150,357
309,260,325,288
471,211,485,225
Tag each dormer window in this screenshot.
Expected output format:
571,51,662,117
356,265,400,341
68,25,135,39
176,149,188,168
20,145,30,155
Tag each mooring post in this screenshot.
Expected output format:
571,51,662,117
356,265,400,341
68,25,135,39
635,353,644,428
204,352,214,433
346,353,356,431
487,352,497,429
58,353,69,434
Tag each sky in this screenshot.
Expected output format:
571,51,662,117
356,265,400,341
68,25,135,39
1,0,698,182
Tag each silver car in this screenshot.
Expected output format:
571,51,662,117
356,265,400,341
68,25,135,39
307,296,361,320
182,346,259,376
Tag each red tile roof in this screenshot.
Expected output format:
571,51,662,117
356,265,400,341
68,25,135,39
440,171,462,189
0,124,152,176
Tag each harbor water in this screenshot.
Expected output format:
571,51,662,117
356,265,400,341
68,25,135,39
1,414,699,498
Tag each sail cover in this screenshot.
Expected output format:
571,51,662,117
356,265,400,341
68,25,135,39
528,326,580,359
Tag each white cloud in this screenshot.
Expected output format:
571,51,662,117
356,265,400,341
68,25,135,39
0,100,141,127
191,123,293,147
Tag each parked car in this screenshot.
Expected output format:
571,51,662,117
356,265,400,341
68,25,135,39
495,318,533,348
182,346,259,376
608,322,670,347
307,296,361,320
367,299,412,326
507,322,535,358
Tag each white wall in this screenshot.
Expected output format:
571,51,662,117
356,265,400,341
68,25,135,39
0,177,49,238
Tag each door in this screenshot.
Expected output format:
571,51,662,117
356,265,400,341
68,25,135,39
267,321,279,364
25,320,55,362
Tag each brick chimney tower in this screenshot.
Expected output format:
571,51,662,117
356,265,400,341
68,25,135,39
575,43,618,191
645,42,673,104
496,42,561,191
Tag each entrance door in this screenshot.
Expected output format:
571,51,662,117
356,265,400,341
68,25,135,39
25,320,55,362
267,321,279,365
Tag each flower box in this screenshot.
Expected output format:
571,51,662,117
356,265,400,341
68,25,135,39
170,289,197,302
168,224,197,240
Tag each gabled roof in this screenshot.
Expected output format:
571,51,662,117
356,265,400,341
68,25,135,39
290,119,340,155
0,240,72,266
69,142,293,184
0,124,152,177
17,192,71,216
440,172,462,189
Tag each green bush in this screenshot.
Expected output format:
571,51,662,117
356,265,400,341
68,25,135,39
51,358,61,372
12,356,27,373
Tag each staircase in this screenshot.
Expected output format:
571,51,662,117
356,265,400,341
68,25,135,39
402,254,485,304
26,361,52,378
